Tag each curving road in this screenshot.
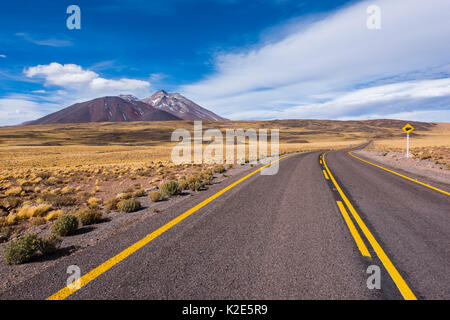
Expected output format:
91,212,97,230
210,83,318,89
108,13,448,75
1,149,449,300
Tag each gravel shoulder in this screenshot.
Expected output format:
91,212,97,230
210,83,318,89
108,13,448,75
353,150,450,187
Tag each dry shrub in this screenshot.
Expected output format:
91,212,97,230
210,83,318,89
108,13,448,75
2,197,22,209
149,191,161,202
105,197,120,211
77,208,102,226
2,233,39,265
51,214,78,236
117,198,141,213
61,186,73,194
87,197,102,207
17,204,52,220
6,214,18,225
45,209,63,221
37,233,62,255
41,194,77,207
5,187,22,196
134,189,146,197
116,192,132,200
159,181,181,197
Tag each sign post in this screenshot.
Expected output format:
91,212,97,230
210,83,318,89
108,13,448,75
402,123,414,158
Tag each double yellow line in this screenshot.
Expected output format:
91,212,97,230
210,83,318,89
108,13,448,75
47,154,294,300
321,153,417,300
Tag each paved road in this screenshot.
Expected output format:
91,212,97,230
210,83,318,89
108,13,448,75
1,149,448,300
326,150,450,299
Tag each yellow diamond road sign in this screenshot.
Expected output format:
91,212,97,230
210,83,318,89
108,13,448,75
402,123,414,133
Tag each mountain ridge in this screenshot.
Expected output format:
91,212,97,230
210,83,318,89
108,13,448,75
141,90,227,121
24,91,227,125
25,96,181,125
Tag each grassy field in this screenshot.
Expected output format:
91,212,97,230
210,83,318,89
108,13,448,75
0,119,448,247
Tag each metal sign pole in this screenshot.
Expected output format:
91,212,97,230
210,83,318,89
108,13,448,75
406,132,409,158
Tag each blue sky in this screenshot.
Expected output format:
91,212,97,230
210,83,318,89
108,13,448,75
0,0,449,125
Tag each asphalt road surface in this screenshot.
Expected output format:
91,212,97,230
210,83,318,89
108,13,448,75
1,149,449,300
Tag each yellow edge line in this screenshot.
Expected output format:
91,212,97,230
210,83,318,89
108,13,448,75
46,154,294,300
349,152,450,196
336,201,371,258
322,170,329,180
323,153,417,300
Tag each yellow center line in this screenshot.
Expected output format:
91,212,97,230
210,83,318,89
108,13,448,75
349,152,450,196
336,201,371,258
322,170,329,180
46,154,295,300
323,152,417,300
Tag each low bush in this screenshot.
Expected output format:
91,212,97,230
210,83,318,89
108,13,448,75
116,192,132,200
5,187,22,196
16,204,52,220
178,179,188,190
3,197,22,209
214,165,226,174
41,194,77,207
45,209,63,221
51,214,78,236
148,191,161,202
105,197,119,211
202,172,214,185
87,197,102,207
117,198,141,213
0,226,11,243
31,217,46,226
2,233,39,265
77,208,102,225
186,175,204,192
134,189,146,197
159,181,181,197
37,233,62,255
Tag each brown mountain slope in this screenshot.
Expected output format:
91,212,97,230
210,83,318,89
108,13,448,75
141,90,227,121
25,96,181,125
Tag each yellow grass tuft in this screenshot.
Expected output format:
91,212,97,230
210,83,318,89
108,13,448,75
6,214,18,225
61,186,73,194
87,197,102,206
50,188,61,195
45,209,63,221
5,187,22,196
16,204,52,220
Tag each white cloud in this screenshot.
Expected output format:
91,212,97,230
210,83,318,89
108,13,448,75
15,33,73,47
25,63,98,86
228,78,450,121
24,62,152,100
0,54,6,58
181,0,450,121
0,98,58,126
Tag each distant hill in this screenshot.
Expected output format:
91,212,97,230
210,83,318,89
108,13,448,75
24,96,181,125
141,90,227,121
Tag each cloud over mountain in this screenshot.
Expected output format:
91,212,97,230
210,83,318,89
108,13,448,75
181,0,450,121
